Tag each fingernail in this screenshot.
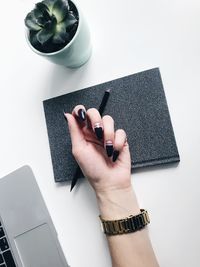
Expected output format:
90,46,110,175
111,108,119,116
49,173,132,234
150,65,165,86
112,150,119,162
77,108,86,121
63,111,68,122
94,123,103,140
105,141,114,157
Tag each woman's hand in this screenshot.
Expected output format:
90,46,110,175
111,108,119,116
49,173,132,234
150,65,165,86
65,105,159,267
64,105,132,195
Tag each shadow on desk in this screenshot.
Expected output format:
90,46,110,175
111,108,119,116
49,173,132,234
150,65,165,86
132,162,180,174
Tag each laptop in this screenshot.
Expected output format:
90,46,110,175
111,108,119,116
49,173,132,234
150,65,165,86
0,166,70,267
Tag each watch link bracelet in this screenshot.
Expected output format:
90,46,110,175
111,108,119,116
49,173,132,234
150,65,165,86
99,209,150,236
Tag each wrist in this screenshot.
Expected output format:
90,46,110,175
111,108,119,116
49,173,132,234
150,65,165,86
96,186,140,220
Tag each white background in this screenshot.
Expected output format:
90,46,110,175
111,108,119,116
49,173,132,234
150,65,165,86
1,0,200,266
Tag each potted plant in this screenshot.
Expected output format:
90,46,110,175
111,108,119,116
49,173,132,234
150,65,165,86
25,0,92,68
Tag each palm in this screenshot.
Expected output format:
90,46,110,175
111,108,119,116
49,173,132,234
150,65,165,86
75,126,131,192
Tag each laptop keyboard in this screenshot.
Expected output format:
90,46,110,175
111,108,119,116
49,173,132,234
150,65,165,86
0,221,16,267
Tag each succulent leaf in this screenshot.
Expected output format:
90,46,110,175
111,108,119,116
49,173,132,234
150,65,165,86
36,16,47,27
53,23,70,44
36,2,51,21
52,0,69,23
42,0,56,14
30,31,41,48
45,15,57,30
36,2,50,12
25,11,42,31
37,27,54,44
52,32,70,44
25,0,78,53
33,7,43,19
64,12,77,29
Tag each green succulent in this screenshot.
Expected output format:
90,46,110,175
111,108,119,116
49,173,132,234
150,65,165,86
25,0,79,53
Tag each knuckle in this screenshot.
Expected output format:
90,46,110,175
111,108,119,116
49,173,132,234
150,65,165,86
72,147,79,157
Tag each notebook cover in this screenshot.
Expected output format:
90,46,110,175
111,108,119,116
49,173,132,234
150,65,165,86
43,68,180,182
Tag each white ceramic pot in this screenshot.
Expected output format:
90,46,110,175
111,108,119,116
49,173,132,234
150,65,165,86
26,1,92,68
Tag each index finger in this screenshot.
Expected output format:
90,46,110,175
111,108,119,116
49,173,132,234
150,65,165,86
64,112,87,149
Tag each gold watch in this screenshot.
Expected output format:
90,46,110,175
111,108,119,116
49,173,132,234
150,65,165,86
99,209,150,235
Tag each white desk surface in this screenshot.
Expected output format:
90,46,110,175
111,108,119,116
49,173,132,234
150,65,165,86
1,0,200,266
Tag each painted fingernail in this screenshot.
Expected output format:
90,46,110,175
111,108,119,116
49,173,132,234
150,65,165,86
105,141,114,157
77,108,86,121
112,150,119,162
63,111,68,123
94,122,103,140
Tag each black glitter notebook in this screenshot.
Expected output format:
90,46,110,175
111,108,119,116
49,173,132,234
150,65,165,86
43,68,180,182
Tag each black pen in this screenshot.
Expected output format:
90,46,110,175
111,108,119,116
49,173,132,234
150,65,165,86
70,88,111,191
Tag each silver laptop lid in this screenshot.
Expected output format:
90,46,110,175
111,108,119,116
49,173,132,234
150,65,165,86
0,166,70,267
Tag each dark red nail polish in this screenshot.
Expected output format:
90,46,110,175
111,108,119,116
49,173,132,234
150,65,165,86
94,123,103,139
78,109,86,121
94,127,103,140
63,112,68,123
112,150,119,162
106,141,113,157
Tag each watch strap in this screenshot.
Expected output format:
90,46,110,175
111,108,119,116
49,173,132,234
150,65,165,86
99,209,150,235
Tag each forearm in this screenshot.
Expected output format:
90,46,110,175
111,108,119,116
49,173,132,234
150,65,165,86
96,186,159,267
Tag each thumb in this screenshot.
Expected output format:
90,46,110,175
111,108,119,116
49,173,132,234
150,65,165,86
64,113,86,148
